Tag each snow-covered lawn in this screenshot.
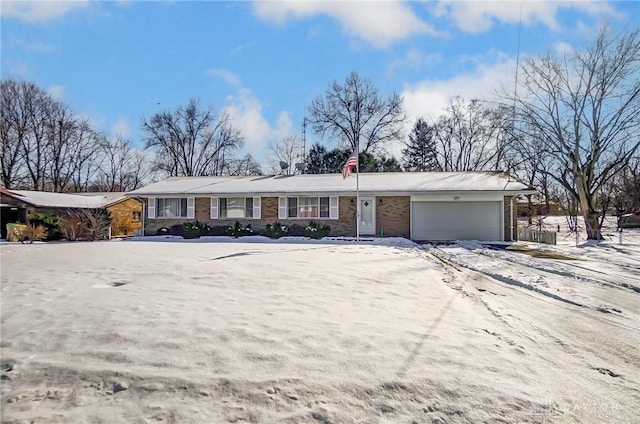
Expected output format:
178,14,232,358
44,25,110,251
1,219,638,423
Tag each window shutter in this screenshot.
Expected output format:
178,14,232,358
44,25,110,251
278,197,287,219
210,197,218,219
329,196,339,219
148,197,156,219
253,197,261,219
187,197,195,219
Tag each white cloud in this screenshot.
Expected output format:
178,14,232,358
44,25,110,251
1,0,91,22
553,41,574,56
222,89,293,154
386,56,518,161
206,68,241,87
2,60,32,78
401,57,517,122
8,37,56,53
387,48,443,76
253,1,438,48
47,85,66,99
111,117,131,138
432,0,621,34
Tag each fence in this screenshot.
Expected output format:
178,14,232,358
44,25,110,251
517,227,557,245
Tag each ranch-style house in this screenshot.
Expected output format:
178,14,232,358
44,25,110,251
127,172,534,241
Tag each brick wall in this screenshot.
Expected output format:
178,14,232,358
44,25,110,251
144,196,359,236
144,195,512,240
376,196,410,237
107,198,142,236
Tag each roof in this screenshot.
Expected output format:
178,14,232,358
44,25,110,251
73,192,129,207
0,189,129,209
128,172,534,196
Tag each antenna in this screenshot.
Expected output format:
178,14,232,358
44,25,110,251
512,0,523,152
301,117,307,174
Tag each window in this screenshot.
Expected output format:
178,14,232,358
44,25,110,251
287,197,330,219
157,198,188,218
287,197,297,218
132,211,141,221
220,197,253,218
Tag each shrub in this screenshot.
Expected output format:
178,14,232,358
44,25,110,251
57,214,85,241
263,222,288,239
182,220,211,239
170,224,185,237
80,208,112,240
304,221,331,239
226,221,253,238
6,223,46,243
29,212,64,241
21,224,47,242
156,227,170,235
287,224,305,237
209,225,228,236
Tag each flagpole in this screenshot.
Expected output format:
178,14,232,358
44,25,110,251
356,137,360,242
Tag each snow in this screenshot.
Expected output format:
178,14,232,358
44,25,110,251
1,217,638,423
2,190,126,209
127,172,532,196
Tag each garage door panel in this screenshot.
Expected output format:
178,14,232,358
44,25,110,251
412,201,502,241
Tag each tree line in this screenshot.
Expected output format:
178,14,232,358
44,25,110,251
1,27,638,239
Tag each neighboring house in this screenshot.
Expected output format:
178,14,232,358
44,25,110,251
128,172,535,241
0,189,143,239
517,197,564,217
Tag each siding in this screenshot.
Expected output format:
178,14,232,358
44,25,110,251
503,195,518,241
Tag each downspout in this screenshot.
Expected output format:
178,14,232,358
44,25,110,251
140,197,146,237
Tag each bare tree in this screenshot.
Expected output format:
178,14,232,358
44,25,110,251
511,28,640,239
266,136,303,175
1,79,29,188
308,71,405,154
607,155,640,224
431,97,510,172
91,136,154,191
46,102,101,192
227,153,262,176
143,98,243,177
0,80,53,190
70,140,105,192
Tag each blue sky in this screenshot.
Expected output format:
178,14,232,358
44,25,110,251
2,1,638,164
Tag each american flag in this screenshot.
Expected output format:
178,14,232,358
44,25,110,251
342,151,358,179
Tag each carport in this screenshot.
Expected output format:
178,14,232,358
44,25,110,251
0,203,27,240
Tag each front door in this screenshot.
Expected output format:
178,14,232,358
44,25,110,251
359,197,375,235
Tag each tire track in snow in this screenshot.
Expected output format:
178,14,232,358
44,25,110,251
428,246,587,308
482,248,640,294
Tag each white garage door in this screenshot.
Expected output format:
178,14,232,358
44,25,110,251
412,201,503,241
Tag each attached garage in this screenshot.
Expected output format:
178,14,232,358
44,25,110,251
411,201,503,241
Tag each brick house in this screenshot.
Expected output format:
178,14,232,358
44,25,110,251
128,172,534,242
0,189,143,239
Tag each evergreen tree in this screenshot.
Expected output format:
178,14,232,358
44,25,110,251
402,118,439,171
305,143,329,174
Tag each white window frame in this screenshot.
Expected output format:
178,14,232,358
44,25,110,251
280,196,338,220
152,197,193,219
213,197,260,220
